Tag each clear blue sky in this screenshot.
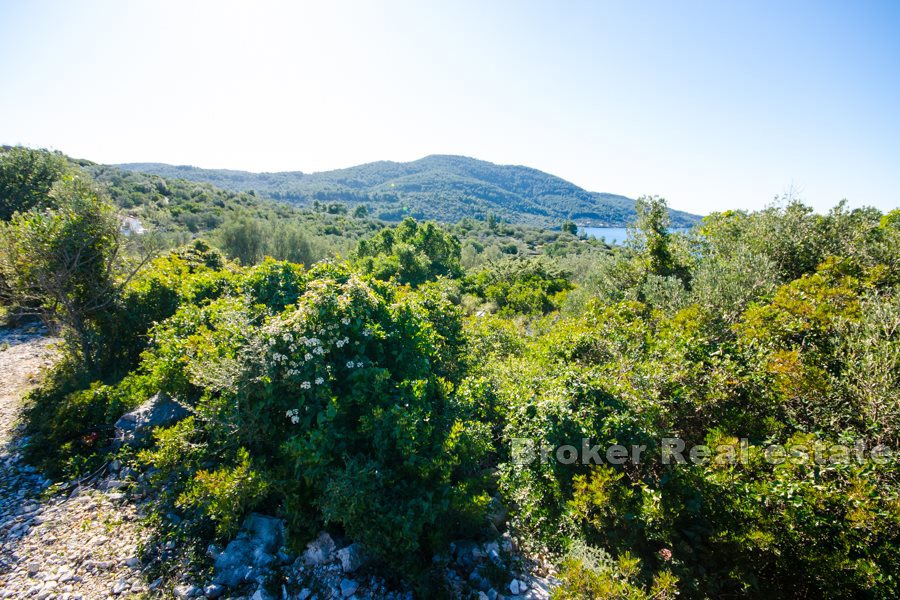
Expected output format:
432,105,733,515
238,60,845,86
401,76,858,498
1,0,898,215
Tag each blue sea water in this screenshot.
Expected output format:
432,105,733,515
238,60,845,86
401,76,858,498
580,226,692,244
579,227,630,244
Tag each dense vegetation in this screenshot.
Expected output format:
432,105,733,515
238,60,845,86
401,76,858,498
1,146,897,598
115,154,700,228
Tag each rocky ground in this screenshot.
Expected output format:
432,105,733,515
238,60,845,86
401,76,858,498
0,324,556,599
0,324,56,448
0,324,151,600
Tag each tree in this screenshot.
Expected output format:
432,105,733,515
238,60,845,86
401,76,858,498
355,218,462,286
561,220,579,235
0,176,151,373
269,222,315,265
218,214,267,265
631,195,691,287
0,147,69,220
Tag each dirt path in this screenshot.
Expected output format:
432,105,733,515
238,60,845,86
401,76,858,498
0,325,57,447
0,325,152,600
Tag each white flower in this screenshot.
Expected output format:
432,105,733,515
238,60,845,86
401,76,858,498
315,377,324,385
291,415,300,424
341,317,350,325
346,361,354,368
304,353,312,361
336,340,346,348
356,361,364,368
285,410,293,417
301,381,311,389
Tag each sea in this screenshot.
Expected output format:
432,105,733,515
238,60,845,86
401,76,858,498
579,227,630,244
580,226,691,245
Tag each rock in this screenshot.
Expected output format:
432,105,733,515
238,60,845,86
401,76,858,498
477,593,490,600
58,570,77,583
302,531,336,566
486,496,507,528
469,570,483,589
213,514,284,587
469,570,490,592
453,541,477,568
297,589,312,600
173,583,201,598
337,542,368,573
114,391,189,447
204,583,225,598
251,587,275,600
243,513,284,553
510,578,526,595
207,543,223,560
340,578,359,597
111,579,128,595
213,539,256,587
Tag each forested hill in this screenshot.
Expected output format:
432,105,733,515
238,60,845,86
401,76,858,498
116,154,701,228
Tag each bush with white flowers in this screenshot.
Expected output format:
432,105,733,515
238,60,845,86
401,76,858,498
135,260,489,572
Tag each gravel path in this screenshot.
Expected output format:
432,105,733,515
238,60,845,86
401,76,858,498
0,325,152,600
0,325,57,448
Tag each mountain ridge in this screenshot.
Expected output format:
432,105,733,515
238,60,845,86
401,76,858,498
116,154,701,228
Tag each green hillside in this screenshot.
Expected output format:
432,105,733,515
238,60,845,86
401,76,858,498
117,154,701,228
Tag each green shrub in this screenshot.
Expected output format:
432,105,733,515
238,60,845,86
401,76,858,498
0,176,127,373
125,261,490,572
356,218,462,286
23,373,148,477
465,256,572,315
177,448,268,538
552,544,678,600
0,147,69,220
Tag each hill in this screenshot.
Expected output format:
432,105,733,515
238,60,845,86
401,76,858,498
116,154,701,228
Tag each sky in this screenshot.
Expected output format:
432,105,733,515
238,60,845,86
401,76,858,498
1,0,898,215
